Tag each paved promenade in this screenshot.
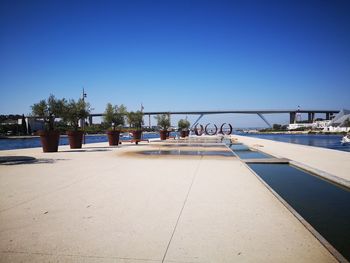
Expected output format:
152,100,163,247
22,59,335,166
0,141,336,262
233,135,350,183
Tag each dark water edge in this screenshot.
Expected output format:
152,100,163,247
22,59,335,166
239,133,350,152
248,163,350,261
0,133,167,151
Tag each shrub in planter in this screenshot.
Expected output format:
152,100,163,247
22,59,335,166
155,114,171,140
104,103,127,146
31,94,66,152
178,119,190,137
127,111,144,144
62,98,91,149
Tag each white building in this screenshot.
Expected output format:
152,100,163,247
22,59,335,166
324,109,350,132
288,123,314,130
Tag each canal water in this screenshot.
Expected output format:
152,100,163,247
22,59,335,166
248,163,350,261
229,144,272,159
240,133,350,152
227,141,350,260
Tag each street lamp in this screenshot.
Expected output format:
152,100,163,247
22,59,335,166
82,88,87,144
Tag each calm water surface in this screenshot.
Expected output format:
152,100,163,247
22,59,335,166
240,133,350,152
249,163,350,261
0,133,164,151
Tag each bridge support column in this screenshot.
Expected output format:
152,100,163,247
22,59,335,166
308,113,315,123
290,112,296,124
257,113,272,128
148,114,151,128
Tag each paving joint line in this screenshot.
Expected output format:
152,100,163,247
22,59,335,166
1,250,159,261
161,156,202,263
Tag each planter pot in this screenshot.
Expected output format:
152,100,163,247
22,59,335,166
160,130,167,140
38,130,60,152
180,130,189,138
67,131,84,149
107,130,120,146
132,130,142,144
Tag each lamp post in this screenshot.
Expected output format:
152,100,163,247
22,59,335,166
82,88,87,144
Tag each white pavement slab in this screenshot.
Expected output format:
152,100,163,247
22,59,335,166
0,142,336,262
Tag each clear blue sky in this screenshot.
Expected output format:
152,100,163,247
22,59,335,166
0,0,349,127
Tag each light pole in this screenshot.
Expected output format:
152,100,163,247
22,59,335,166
82,88,87,144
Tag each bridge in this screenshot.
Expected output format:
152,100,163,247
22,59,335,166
88,109,339,128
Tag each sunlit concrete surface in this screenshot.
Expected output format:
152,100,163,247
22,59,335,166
0,141,336,262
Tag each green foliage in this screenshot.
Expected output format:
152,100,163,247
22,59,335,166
272,124,282,130
127,111,144,130
0,123,20,136
31,94,66,131
0,115,22,123
62,99,91,131
103,103,127,130
155,114,171,130
178,119,190,130
85,123,109,134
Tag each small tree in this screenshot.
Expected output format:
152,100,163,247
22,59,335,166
127,111,144,130
272,124,282,131
31,94,66,131
62,98,91,131
178,119,190,131
21,114,28,135
103,103,127,130
155,114,171,130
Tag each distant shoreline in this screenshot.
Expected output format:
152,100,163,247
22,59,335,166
0,131,160,140
241,131,346,135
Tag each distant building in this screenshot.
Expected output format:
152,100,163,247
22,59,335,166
18,117,44,134
287,110,350,132
324,109,350,132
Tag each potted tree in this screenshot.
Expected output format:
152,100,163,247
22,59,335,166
31,94,66,152
62,98,91,149
127,111,144,144
178,119,190,137
104,103,127,146
155,114,171,140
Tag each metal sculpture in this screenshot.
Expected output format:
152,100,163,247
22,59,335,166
204,123,218,135
194,124,204,136
192,123,233,136
219,123,233,135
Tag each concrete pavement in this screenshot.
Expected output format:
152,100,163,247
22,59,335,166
0,141,337,262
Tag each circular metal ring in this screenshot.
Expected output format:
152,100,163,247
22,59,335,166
219,123,226,134
194,124,204,136
205,123,218,135
219,123,233,135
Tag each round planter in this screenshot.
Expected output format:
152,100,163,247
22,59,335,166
38,130,60,152
180,130,189,138
132,130,142,144
160,130,167,140
107,130,120,146
67,130,84,149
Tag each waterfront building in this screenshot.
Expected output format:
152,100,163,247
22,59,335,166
324,109,350,132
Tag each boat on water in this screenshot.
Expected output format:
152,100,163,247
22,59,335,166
341,134,350,144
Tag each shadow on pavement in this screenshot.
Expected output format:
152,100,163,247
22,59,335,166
0,156,68,165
